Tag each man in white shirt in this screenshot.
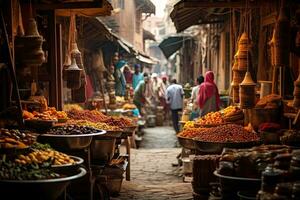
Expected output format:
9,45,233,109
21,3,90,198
166,79,184,133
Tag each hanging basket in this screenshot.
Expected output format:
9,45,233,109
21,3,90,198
239,72,256,109
15,18,45,66
233,70,246,84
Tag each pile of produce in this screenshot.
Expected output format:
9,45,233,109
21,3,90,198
75,120,122,131
103,116,134,127
0,129,36,149
66,109,108,123
183,121,195,129
178,128,208,138
196,112,224,125
47,125,101,135
15,149,75,165
63,104,83,111
23,107,68,121
217,145,291,179
193,124,259,143
0,155,61,180
255,94,282,109
122,103,136,110
222,106,244,123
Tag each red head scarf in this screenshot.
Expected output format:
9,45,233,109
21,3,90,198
197,71,221,109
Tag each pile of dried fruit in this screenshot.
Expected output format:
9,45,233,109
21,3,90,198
196,112,224,125
75,120,122,131
47,125,101,135
23,107,68,121
183,121,195,129
194,124,259,143
103,116,134,127
15,149,75,165
0,129,36,149
67,109,108,122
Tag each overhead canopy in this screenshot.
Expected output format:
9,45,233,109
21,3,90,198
159,34,193,58
135,0,156,14
170,0,274,32
33,0,113,17
136,53,158,65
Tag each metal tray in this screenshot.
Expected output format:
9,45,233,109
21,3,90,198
193,139,261,154
51,155,84,174
0,167,86,200
177,135,195,150
37,130,106,151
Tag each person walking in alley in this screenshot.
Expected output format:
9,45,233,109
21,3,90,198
133,73,150,115
132,64,144,90
197,71,221,117
190,75,204,120
159,74,169,122
166,78,184,133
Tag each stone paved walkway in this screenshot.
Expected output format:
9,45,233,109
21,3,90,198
111,127,193,200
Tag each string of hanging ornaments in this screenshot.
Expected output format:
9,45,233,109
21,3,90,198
14,1,45,67
239,0,256,109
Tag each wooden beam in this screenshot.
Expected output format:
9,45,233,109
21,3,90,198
196,20,224,25
178,1,271,9
34,1,103,10
261,11,277,27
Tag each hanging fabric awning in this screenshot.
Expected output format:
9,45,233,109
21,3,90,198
136,52,158,65
158,34,193,58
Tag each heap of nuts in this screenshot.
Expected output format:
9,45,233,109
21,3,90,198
194,124,259,143
103,116,134,127
75,120,122,131
66,109,108,123
178,128,208,138
47,125,101,135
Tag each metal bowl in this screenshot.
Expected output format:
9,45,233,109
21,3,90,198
214,171,261,199
177,136,195,150
193,140,261,154
95,130,123,138
0,167,86,200
37,130,106,151
51,155,84,174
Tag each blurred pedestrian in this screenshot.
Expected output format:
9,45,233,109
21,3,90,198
151,73,160,106
159,74,169,122
166,78,184,133
133,73,151,115
114,60,127,96
190,75,204,120
123,65,133,85
132,64,144,90
197,71,221,117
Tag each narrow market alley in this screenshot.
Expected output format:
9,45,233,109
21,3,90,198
112,126,193,200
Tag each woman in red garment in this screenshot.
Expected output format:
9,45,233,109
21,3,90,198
197,71,221,117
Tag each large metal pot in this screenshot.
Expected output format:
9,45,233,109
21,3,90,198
91,138,116,163
0,167,86,200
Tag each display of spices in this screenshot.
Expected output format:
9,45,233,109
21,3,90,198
0,155,61,180
46,125,101,135
75,120,122,131
66,109,108,123
0,129,36,149
15,149,75,165
196,112,224,125
255,94,282,109
194,124,259,143
103,116,134,127
178,128,208,138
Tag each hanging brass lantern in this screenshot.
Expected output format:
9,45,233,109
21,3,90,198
239,72,256,109
65,56,82,89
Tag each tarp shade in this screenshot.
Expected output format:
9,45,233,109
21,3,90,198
159,35,192,59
